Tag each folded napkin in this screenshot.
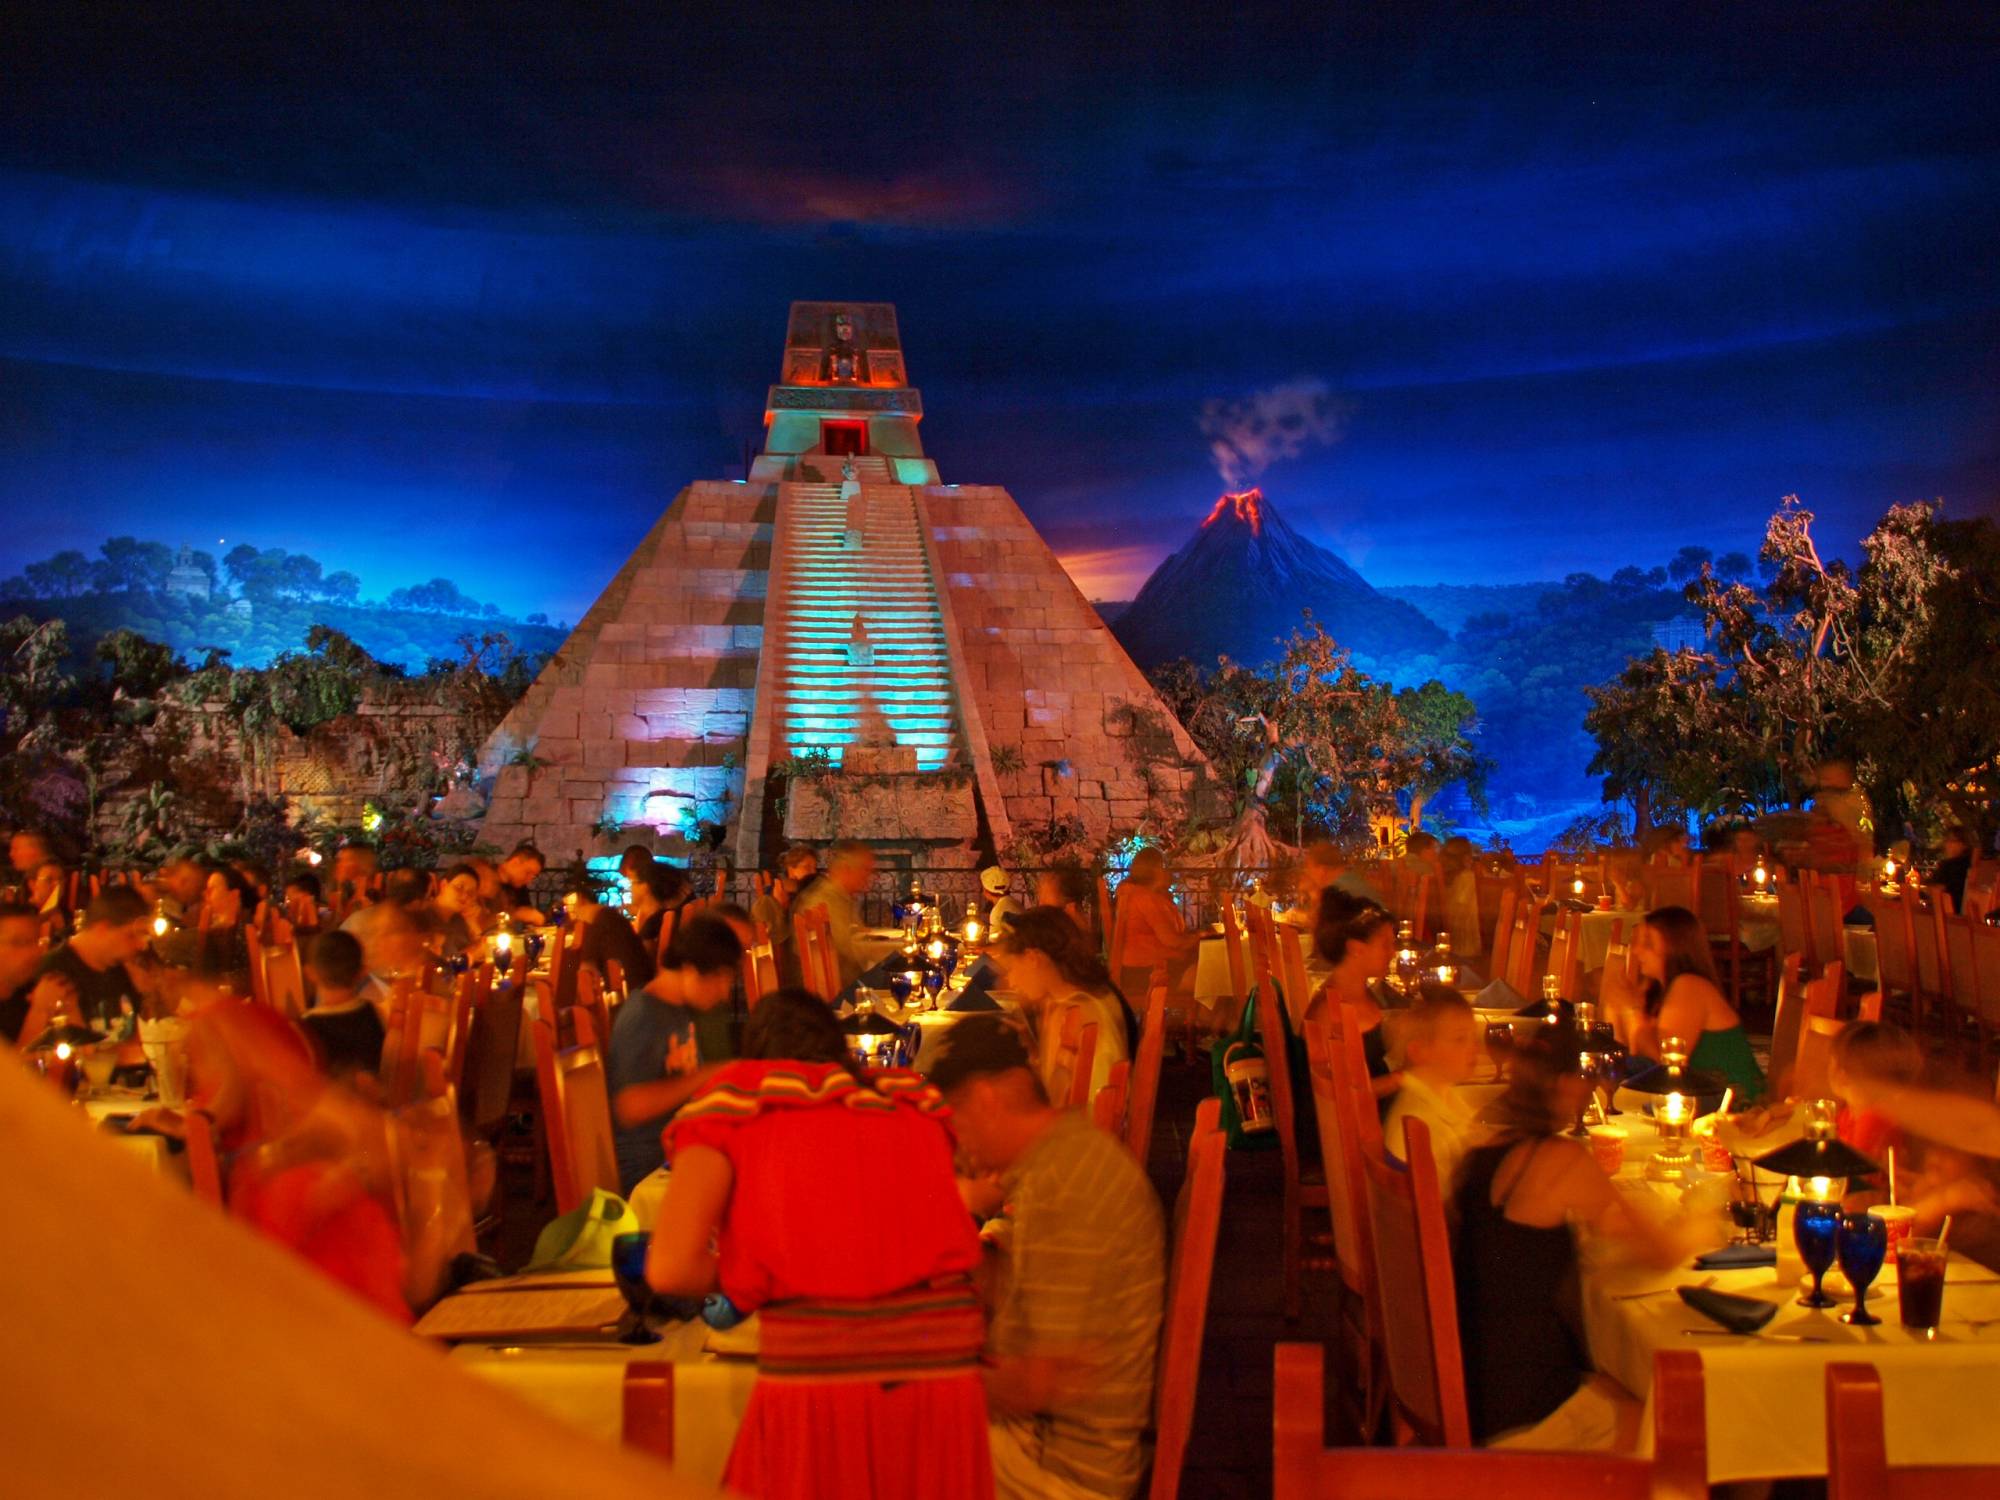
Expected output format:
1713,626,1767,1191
1678,1285,1778,1333
1694,1244,1777,1270
1476,978,1527,1010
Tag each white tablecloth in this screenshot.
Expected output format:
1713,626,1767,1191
1578,909,1643,971
1844,927,1879,984
1581,1122,2000,1481
1192,928,1312,1002
81,1092,180,1176
451,1318,757,1487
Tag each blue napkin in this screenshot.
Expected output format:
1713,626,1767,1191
1678,1285,1778,1333
1694,1244,1777,1270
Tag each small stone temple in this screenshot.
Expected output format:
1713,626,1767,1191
476,302,1207,871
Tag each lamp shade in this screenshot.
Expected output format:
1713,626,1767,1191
1620,1060,1731,1098
1752,1135,1879,1180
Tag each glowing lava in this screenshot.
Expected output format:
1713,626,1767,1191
1200,487,1265,536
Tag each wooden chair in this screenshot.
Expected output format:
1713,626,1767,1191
575,965,614,1058
1597,939,1634,1010
1305,1009,1384,1435
794,904,840,1002
1909,892,1950,1035
1093,1059,1131,1135
742,935,779,1004
1765,953,1807,1097
530,1016,620,1215
621,1362,675,1463
1647,861,1697,912
1070,1020,1100,1110
1777,877,1811,972
1544,910,1582,1001
1218,898,1252,1024
1146,1096,1226,1500
1792,962,1849,1100
1502,897,1543,998
260,938,307,1021
1972,923,2000,1068
183,1107,224,1208
1124,983,1168,1165
1273,1347,1708,1500
1257,943,1331,1321
1361,1117,1469,1445
1867,891,1921,1030
1826,1360,2000,1499
1806,874,1848,979
1697,858,1753,1011
1488,885,1519,988
460,976,525,1140
1941,914,1985,1055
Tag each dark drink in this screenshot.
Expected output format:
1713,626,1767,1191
1898,1239,1947,1330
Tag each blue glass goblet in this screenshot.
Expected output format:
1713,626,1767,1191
922,967,946,1006
611,1231,662,1345
887,970,915,1007
1795,1198,1841,1309
523,931,545,965
1837,1210,1888,1326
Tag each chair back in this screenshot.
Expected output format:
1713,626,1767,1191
530,1016,620,1214
1941,914,1980,1029
1544,910,1582,1000
1361,1118,1470,1446
653,906,679,969
1218,899,1251,1012
1792,962,1848,1101
1764,953,1806,1097
1696,860,1738,939
743,936,780,1004
1806,876,1847,975
1070,1020,1100,1109
1488,885,1519,985
1777,879,1810,965
575,965,614,1058
794,904,840,1001
1825,1360,2000,1499
1093,1059,1131,1135
383,1089,477,1310
1910,893,1947,1004
621,1362,675,1462
1597,940,1633,1008
1970,922,2000,1034
1871,893,1916,997
1244,903,1279,993
1503,897,1543,997
1304,1016,1368,1301
1148,1097,1226,1500
1123,983,1168,1163
461,976,525,1137
1647,863,1697,912
252,936,307,1020
1272,1346,1707,1500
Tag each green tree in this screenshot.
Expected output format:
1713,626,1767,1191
25,550,91,597
321,569,361,604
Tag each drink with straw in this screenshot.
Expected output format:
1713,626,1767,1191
1897,1217,1950,1333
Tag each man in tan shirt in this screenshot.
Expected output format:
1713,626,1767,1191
932,1016,1165,1499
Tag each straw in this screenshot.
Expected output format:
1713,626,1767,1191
1716,1087,1734,1120
1888,1146,1898,1206
1940,1215,1953,1256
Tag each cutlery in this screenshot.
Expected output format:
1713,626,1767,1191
1680,1329,1831,1342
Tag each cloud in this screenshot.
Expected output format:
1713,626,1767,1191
1056,543,1166,602
1198,378,1350,489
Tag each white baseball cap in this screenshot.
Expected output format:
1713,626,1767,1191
979,866,1010,895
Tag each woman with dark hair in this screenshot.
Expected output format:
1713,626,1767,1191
1307,890,1400,1099
196,864,259,987
646,988,990,1499
1605,905,1764,1100
1454,1023,1691,1449
990,905,1133,1105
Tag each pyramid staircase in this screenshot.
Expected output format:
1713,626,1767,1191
766,469,963,773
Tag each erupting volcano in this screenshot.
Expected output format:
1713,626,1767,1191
1110,487,1445,670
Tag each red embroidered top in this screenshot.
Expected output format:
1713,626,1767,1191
665,1061,979,1312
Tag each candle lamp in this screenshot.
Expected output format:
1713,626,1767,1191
1571,877,1586,898
1752,863,1768,890
151,899,171,938
1647,1089,1699,1182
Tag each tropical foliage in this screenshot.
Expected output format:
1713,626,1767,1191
1584,498,2000,842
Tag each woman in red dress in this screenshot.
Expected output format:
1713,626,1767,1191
647,987,992,1499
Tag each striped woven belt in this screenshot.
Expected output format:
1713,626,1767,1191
756,1277,985,1383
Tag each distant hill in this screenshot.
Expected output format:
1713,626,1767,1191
0,588,567,673
1112,489,1445,670
1379,581,1558,636
1091,600,1131,626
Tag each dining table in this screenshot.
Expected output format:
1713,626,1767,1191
80,1088,185,1178
1192,922,1315,1005
1580,1114,2000,1481
449,1315,757,1487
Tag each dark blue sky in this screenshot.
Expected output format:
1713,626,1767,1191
4,3,1997,616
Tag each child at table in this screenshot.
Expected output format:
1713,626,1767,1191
1383,985,1484,1194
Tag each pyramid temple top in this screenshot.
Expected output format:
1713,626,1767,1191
757,301,933,480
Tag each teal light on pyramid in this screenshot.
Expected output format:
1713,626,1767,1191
474,302,1210,872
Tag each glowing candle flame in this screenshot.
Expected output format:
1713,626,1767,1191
54,1042,72,1061
1809,1175,1836,1202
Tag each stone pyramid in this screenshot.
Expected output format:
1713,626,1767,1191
476,302,1210,870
